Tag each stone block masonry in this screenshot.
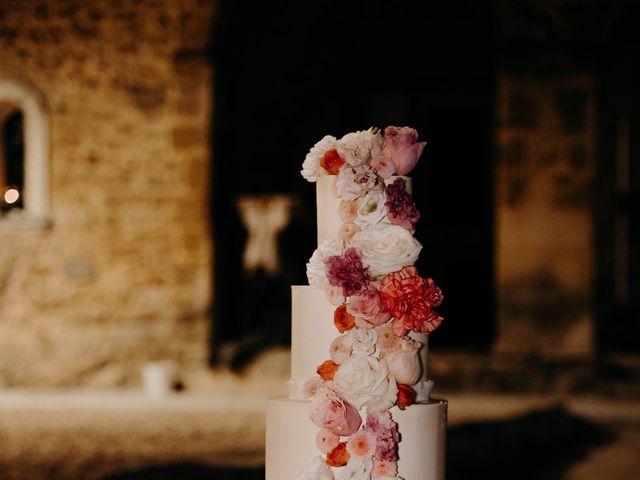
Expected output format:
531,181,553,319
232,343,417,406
494,73,596,358
0,0,217,387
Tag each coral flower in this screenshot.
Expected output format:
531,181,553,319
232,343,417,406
320,148,345,175
396,383,416,408
317,360,340,381
346,430,377,461
372,459,398,477
326,441,350,467
334,305,356,333
379,266,444,334
316,428,340,454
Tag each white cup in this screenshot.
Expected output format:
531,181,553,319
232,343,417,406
142,361,177,397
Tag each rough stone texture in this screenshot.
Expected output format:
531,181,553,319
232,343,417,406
0,0,216,386
494,73,596,358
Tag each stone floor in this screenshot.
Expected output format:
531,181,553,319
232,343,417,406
0,348,638,479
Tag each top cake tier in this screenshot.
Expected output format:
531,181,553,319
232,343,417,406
315,175,412,246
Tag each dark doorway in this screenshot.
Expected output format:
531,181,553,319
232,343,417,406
210,1,497,362
596,5,640,353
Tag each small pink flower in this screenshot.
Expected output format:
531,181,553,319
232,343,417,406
346,430,377,461
375,322,402,354
372,459,398,477
339,223,361,241
302,377,325,399
316,428,340,454
329,335,353,364
339,200,359,222
325,247,370,297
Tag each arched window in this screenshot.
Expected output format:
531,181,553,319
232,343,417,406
0,79,49,227
1,107,24,212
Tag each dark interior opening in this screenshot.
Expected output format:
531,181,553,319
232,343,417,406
209,1,497,364
1,109,24,212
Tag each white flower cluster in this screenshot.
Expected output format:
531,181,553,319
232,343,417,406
298,127,430,480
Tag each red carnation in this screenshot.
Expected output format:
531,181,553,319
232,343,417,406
379,266,443,334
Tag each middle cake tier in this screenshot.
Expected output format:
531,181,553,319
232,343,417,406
290,285,431,400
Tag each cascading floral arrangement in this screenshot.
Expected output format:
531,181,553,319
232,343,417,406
297,126,444,480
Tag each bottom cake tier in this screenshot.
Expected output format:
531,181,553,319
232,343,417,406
266,397,447,480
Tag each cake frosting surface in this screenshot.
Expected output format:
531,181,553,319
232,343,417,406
266,126,446,480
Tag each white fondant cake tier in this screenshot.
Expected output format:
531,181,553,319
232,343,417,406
266,397,447,480
316,175,412,246
290,285,429,397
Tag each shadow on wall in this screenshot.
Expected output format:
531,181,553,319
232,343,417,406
101,407,612,480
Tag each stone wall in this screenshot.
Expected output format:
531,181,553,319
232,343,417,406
494,73,596,358
0,0,216,386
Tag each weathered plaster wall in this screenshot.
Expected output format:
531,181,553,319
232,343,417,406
495,73,596,358
0,0,216,386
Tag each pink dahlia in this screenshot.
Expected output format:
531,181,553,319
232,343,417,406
346,430,377,461
325,247,371,297
385,178,420,231
379,266,444,334
365,410,400,462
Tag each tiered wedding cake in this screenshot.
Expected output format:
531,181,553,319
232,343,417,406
266,127,447,480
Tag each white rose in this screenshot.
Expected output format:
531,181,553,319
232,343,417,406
348,327,378,357
297,456,335,480
301,135,338,182
336,165,380,201
337,128,383,167
354,189,389,229
364,374,398,412
350,224,422,278
336,457,373,480
306,239,345,305
333,356,395,410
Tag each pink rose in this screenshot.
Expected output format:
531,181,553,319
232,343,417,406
310,382,362,436
371,126,426,178
385,338,422,385
347,286,391,327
